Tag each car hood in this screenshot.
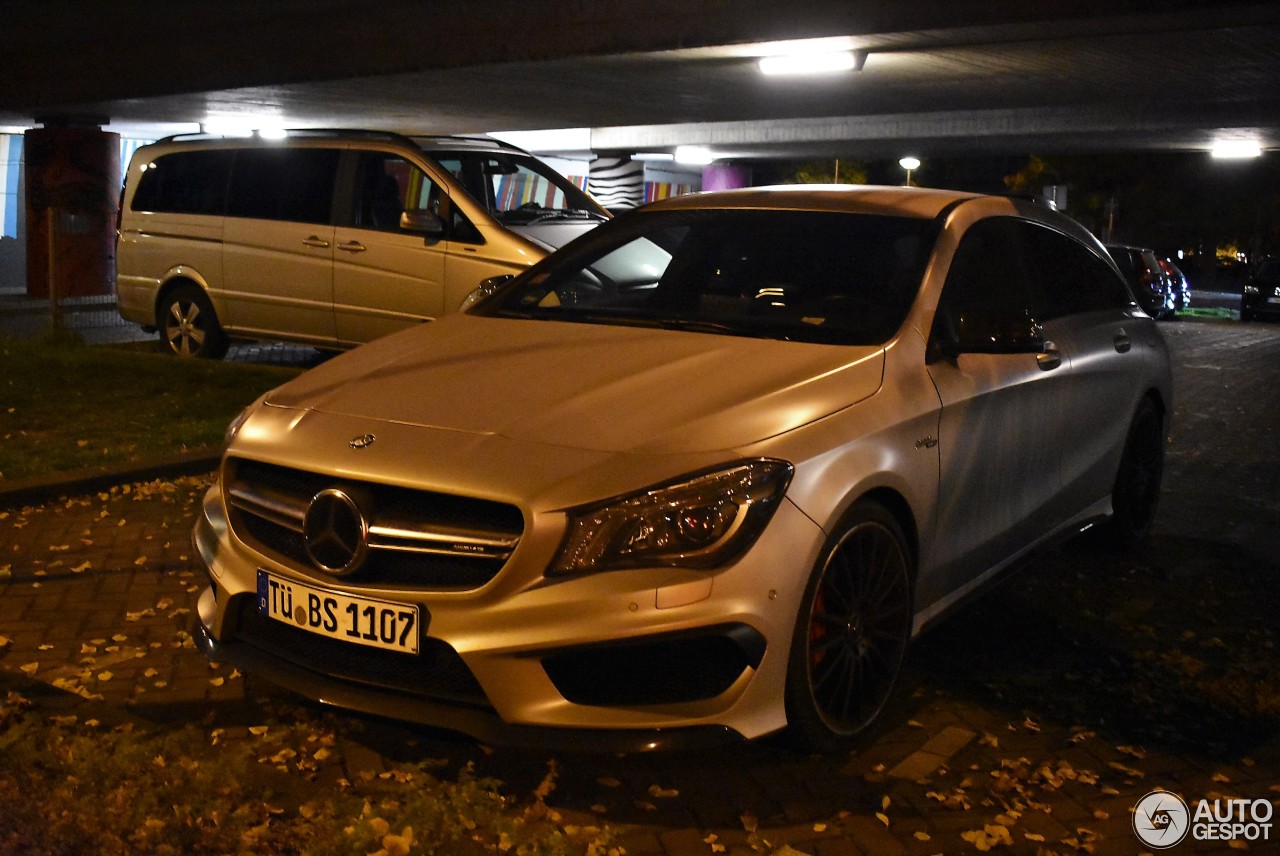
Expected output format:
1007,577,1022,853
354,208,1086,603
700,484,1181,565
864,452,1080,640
264,315,884,454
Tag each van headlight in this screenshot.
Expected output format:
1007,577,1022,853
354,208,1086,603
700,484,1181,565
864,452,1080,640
551,460,793,575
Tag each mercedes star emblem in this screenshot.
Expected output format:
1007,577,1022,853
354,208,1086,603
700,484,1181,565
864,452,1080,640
302,488,369,576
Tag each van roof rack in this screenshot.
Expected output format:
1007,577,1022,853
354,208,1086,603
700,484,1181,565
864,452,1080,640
152,129,528,154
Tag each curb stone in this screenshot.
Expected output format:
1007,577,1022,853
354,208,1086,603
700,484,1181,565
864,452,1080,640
0,448,222,508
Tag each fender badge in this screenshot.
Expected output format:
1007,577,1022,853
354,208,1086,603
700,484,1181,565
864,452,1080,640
349,433,376,449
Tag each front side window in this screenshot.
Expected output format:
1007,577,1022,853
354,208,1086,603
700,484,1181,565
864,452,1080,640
350,152,439,232
479,209,939,346
933,217,1040,350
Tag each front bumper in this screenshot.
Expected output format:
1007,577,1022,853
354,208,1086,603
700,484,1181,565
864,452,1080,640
193,480,824,747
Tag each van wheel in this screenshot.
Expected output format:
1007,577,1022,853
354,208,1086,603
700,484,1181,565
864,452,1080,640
1100,398,1165,548
785,500,913,753
159,285,228,359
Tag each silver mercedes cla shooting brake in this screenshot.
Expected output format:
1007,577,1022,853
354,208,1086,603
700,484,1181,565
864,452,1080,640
194,186,1172,752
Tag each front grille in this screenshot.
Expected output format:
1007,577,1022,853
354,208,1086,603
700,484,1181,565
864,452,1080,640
231,595,489,707
225,458,523,590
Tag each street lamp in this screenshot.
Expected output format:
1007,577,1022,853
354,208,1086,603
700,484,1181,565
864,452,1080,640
899,156,921,186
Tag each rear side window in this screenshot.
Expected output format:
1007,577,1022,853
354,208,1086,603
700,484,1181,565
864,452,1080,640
225,148,340,224
1020,222,1133,318
130,150,233,215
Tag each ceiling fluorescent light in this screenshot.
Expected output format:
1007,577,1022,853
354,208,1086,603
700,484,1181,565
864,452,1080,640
675,146,715,165
633,152,676,161
759,50,862,76
1211,140,1262,159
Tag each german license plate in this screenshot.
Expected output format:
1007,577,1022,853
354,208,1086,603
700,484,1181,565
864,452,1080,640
257,570,421,654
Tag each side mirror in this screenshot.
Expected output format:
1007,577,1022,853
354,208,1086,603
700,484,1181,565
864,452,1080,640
459,274,515,312
399,209,445,239
927,311,1046,364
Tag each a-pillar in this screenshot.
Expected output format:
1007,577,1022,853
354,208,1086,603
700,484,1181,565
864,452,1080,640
24,122,120,298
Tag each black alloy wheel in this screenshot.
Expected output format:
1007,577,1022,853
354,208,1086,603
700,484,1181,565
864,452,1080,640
786,500,913,752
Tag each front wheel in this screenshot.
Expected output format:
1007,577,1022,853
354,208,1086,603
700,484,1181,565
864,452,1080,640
785,500,913,753
159,285,228,359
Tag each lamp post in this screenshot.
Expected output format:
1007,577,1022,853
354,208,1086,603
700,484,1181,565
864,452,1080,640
899,156,921,186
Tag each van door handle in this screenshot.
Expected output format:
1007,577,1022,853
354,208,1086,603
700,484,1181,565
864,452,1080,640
302,236,330,249
337,241,367,254
1114,331,1131,353
1037,341,1062,371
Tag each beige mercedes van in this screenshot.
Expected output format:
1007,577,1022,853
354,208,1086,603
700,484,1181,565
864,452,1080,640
116,130,608,357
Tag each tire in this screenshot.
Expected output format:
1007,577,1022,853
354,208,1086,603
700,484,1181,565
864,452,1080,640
159,285,228,359
1101,397,1165,548
785,500,913,753
1241,307,1255,323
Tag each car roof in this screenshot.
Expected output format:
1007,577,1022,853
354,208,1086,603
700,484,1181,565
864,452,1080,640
642,184,986,220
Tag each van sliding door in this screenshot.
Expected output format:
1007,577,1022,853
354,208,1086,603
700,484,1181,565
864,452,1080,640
222,147,340,346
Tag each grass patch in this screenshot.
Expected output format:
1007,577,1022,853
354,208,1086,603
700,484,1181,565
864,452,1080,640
0,336,300,481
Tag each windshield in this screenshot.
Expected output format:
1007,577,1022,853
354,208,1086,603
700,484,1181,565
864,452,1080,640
478,208,940,346
417,144,609,224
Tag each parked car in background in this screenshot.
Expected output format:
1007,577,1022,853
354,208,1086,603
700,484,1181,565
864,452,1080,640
1158,258,1191,311
193,186,1171,752
1106,243,1175,319
1241,257,1280,321
116,131,609,358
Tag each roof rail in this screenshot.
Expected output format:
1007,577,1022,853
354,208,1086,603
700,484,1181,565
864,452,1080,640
153,128,421,147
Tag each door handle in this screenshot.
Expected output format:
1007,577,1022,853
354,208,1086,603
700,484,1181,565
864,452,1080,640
338,241,367,254
1036,341,1062,371
301,236,330,249
1114,331,1131,353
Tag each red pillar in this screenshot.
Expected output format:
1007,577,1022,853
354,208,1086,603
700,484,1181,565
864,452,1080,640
23,125,120,298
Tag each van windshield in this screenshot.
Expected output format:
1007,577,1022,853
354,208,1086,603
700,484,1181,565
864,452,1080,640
477,208,940,346
416,144,609,225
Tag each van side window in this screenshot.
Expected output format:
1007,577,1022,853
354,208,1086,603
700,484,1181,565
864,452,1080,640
351,153,441,233
131,150,233,215
226,148,339,224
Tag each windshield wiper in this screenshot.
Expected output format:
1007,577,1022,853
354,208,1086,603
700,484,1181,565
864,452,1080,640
506,206,608,225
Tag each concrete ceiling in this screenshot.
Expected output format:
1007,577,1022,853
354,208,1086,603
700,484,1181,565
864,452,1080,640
3,0,1278,160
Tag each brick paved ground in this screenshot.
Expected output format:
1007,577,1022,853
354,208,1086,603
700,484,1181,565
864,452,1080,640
2,317,1277,854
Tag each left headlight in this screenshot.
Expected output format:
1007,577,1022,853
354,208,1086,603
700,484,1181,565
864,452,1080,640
551,459,793,575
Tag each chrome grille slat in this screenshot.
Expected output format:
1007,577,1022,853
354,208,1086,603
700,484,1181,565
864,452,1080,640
228,485,306,532
225,458,523,589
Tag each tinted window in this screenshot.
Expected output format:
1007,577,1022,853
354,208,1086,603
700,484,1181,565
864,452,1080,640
349,152,440,232
130,150,233,215
1020,222,1133,318
934,218,1039,348
483,209,939,346
225,148,339,224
